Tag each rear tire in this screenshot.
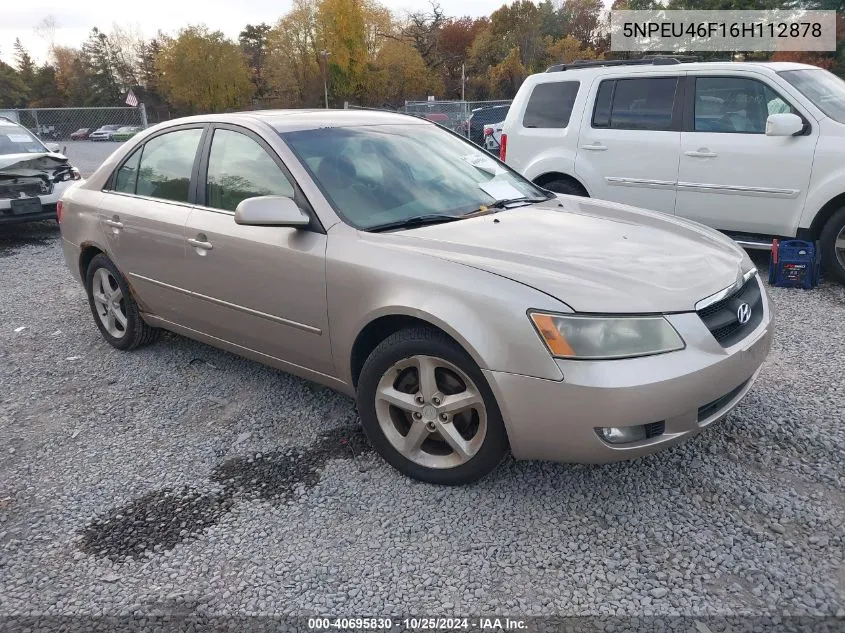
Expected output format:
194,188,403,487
819,207,845,285
540,178,588,197
85,254,159,351
357,327,508,485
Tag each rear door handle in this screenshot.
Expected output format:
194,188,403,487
580,143,607,151
187,237,213,251
104,218,123,229
685,149,718,158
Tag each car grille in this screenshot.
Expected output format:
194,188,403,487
697,379,750,422
696,275,763,347
0,181,52,199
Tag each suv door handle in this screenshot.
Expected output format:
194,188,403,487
104,217,123,229
685,149,718,158
580,143,607,151
187,237,213,251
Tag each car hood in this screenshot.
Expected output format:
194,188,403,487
0,152,69,174
366,198,750,313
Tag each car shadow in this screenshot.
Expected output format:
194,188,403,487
0,220,61,258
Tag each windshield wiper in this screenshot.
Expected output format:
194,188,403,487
486,196,550,209
367,214,465,233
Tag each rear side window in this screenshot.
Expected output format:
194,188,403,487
134,128,203,203
113,148,141,194
592,77,680,131
523,81,580,128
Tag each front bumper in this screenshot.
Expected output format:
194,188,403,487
0,180,75,224
484,280,774,463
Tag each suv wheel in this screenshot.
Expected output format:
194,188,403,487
541,178,588,197
85,254,159,350
819,207,845,285
357,327,508,485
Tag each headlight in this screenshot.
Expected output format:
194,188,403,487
529,312,685,360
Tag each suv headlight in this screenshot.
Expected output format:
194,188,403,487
529,312,685,360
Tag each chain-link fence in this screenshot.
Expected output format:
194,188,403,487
403,100,512,147
0,106,148,141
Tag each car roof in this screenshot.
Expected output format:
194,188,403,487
533,60,817,81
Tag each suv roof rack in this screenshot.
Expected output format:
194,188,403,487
545,55,700,73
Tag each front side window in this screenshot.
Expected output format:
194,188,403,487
523,81,580,128
779,68,845,124
134,128,203,203
593,77,679,131
694,77,794,133
280,124,547,230
205,129,295,212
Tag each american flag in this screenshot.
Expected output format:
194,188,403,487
125,89,139,107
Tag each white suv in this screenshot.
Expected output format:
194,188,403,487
501,59,845,283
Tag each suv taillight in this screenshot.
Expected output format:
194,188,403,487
499,133,507,161
56,200,63,223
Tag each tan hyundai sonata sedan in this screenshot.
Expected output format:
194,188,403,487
58,110,773,485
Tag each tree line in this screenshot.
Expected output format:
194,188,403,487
0,0,842,116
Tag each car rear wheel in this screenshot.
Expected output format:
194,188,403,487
819,207,845,285
357,327,508,485
85,254,159,350
541,178,588,197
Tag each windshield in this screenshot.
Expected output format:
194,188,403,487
0,123,48,155
778,69,845,124
280,124,548,230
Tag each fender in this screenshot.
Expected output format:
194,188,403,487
326,227,568,389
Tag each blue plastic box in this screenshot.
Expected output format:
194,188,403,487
768,239,821,289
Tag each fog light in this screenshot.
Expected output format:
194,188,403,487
598,425,647,444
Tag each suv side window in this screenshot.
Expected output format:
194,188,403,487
592,77,680,131
134,128,204,202
523,81,580,128
693,76,796,134
205,129,295,212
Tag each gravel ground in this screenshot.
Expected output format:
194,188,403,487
0,221,843,626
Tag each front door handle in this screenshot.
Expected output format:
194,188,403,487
580,142,607,151
104,217,123,229
187,237,213,251
685,149,718,158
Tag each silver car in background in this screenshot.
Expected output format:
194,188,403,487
58,110,773,485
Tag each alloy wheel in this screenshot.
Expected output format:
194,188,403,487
91,268,128,339
374,354,487,469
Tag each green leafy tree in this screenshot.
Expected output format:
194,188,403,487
156,26,255,114
81,28,122,105
0,60,28,108
239,23,272,97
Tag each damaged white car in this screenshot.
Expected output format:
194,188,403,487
1,117,82,225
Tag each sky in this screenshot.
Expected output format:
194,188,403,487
0,0,511,65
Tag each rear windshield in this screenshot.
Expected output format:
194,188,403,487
0,123,48,154
523,81,580,128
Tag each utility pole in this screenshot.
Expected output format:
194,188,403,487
319,50,331,109
461,63,466,102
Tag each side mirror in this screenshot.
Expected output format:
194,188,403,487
234,195,310,227
766,113,804,137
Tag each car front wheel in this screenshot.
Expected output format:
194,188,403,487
85,254,159,350
357,327,508,485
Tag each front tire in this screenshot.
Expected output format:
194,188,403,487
357,327,508,485
819,207,845,285
85,254,159,350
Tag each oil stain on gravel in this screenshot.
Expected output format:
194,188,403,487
79,426,370,560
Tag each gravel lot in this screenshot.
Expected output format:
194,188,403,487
0,221,843,626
